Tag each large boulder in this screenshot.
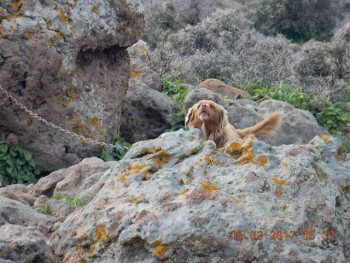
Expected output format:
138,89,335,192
0,0,144,171
49,130,349,262
184,89,328,145
120,40,174,143
0,129,349,262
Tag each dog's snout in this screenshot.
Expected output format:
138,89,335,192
200,104,208,108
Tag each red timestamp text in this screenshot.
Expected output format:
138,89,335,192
230,229,336,241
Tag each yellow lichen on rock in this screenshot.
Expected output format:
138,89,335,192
118,163,151,182
129,194,145,203
151,150,171,168
320,134,332,144
226,136,269,167
92,6,100,14
201,180,221,196
95,225,109,243
11,0,25,14
179,188,189,195
272,178,288,186
130,69,140,78
151,238,172,260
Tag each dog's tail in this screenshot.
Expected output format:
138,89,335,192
236,112,282,138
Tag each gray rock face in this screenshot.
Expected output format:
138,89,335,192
48,129,349,262
184,89,328,145
120,82,175,143
0,0,144,171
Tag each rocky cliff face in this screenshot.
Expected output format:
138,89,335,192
0,129,349,262
0,0,144,171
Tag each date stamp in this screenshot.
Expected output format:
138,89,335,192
230,229,336,241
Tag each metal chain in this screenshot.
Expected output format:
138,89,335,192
0,84,116,150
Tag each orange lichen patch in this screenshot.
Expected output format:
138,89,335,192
274,188,283,197
255,155,268,167
339,184,347,191
151,239,172,260
95,225,109,243
92,5,101,14
280,205,288,212
226,136,268,166
335,145,346,161
272,178,288,186
138,44,148,54
129,194,145,203
11,0,25,13
56,31,64,41
151,150,171,168
204,155,222,165
201,180,221,196
320,134,332,143
179,188,189,195
315,170,326,181
54,6,73,24
25,30,35,39
187,148,197,155
130,69,140,78
118,163,151,182
70,26,76,37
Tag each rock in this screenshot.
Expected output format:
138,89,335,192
128,40,162,91
33,157,115,201
48,129,350,262
120,85,175,143
0,224,54,263
0,0,144,171
197,78,250,98
184,89,328,145
0,184,35,206
0,197,55,234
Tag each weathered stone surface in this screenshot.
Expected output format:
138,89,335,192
0,184,35,206
184,89,328,145
0,0,144,171
128,40,162,91
48,129,350,262
0,197,54,233
0,224,54,263
197,78,250,98
120,84,175,143
33,157,115,201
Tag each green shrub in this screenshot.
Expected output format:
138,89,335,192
162,77,190,103
245,83,350,150
99,136,131,162
0,141,41,187
166,108,186,132
40,202,53,215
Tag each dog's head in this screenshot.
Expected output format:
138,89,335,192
185,100,228,130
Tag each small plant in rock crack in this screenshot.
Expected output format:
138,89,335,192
0,141,41,187
40,202,53,215
99,136,131,161
52,193,88,208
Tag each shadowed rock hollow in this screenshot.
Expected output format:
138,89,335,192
0,0,144,171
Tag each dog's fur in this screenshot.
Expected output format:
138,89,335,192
185,100,282,147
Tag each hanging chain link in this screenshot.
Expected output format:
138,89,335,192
0,84,116,150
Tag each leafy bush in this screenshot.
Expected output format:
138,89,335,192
245,83,350,150
0,141,41,187
99,136,131,161
162,77,190,103
166,108,186,132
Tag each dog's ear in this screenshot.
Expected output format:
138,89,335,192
217,106,228,130
185,106,195,127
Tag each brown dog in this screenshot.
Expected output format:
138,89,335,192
185,100,282,147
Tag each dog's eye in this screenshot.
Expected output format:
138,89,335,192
209,104,214,108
